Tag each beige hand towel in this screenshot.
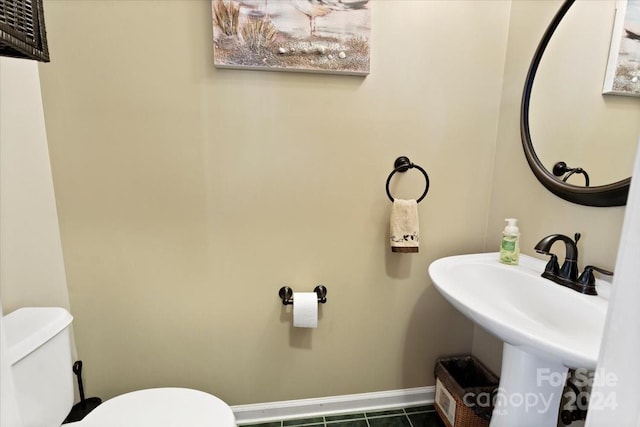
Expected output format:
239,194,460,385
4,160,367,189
390,199,419,253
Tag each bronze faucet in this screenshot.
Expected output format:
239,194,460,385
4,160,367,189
534,233,613,295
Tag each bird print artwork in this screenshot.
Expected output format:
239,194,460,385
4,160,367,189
625,28,640,41
603,0,640,96
289,0,369,37
211,0,370,75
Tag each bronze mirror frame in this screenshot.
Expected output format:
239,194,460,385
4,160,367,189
520,0,630,207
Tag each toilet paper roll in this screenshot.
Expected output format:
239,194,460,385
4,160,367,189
293,292,318,328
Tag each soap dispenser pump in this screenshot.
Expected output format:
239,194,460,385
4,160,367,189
499,218,520,265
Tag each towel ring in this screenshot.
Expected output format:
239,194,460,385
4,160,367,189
385,156,430,203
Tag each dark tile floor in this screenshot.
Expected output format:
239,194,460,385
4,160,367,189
239,405,446,427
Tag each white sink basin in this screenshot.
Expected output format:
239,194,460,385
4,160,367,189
428,252,609,369
428,252,611,427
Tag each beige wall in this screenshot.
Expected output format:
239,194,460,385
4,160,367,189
0,58,71,313
25,0,638,406
37,0,511,404
475,0,638,374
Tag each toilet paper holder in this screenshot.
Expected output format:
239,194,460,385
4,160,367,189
278,285,327,305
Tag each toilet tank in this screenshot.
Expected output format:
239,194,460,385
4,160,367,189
3,307,74,427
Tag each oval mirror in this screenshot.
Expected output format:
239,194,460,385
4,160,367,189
521,0,639,207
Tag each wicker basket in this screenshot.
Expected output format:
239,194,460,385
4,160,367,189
434,355,499,427
0,0,50,62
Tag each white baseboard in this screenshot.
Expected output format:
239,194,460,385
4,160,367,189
231,386,436,424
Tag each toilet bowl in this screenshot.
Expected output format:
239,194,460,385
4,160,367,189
2,307,237,427
68,387,236,427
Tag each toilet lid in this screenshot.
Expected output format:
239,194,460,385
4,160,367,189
76,388,236,427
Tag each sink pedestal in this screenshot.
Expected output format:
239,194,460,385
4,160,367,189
490,344,567,427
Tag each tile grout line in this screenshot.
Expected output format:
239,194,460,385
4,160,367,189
404,408,415,427
240,406,440,426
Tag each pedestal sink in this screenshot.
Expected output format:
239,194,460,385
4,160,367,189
428,253,610,427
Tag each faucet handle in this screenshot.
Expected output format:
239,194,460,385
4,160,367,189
590,265,614,276
540,254,560,281
577,266,613,283
576,265,614,295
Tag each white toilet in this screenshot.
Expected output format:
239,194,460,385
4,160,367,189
2,307,237,427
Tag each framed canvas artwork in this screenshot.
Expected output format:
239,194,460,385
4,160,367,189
212,0,370,75
603,0,640,96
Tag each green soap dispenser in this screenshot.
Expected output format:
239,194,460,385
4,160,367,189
499,218,520,265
